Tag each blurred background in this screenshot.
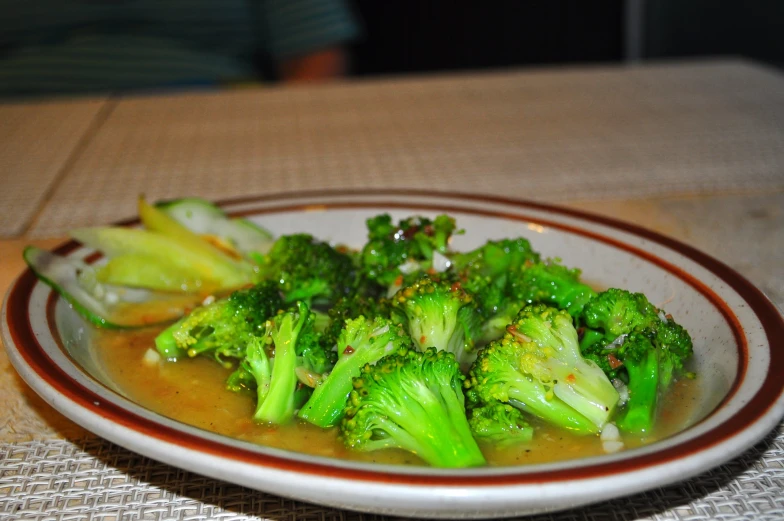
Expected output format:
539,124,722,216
349,0,784,76
1,0,783,99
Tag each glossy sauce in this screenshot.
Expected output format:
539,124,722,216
96,328,699,467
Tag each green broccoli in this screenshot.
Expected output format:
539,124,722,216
466,303,619,434
579,289,694,434
298,315,413,427
360,213,459,288
450,237,541,280
154,281,283,363
509,259,597,316
319,293,392,351
243,301,316,424
390,275,481,368
468,401,534,447
340,347,486,468
256,233,356,305
226,303,335,395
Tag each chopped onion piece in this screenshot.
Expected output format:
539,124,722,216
142,348,162,366
371,325,390,337
612,379,630,405
397,259,420,274
602,440,625,454
431,251,452,273
604,334,628,350
600,422,620,441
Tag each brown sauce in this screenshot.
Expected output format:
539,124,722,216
96,328,698,467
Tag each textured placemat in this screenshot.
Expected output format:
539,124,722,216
0,98,108,238
1,421,782,521
27,59,784,237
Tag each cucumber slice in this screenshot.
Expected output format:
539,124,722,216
23,246,195,329
155,197,274,256
70,226,252,291
95,253,204,293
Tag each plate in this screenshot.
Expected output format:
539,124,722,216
3,190,784,519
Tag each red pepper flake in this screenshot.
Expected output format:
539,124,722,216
450,281,462,292
506,324,517,333
607,353,623,369
665,313,673,320
343,345,355,355
394,274,404,287
420,335,427,345
566,374,577,383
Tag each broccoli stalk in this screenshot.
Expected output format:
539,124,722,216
390,275,480,368
467,304,619,434
154,281,283,363
298,316,413,427
341,347,486,468
251,301,311,424
614,334,660,433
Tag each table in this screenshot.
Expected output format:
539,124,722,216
2,58,783,520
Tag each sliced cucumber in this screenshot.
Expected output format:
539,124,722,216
155,197,274,257
95,253,204,293
23,246,196,329
70,226,252,292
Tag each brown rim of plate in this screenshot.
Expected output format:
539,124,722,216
5,189,783,487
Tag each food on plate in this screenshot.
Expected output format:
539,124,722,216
24,197,696,468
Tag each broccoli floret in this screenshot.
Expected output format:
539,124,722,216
451,237,541,280
227,303,335,395
468,401,534,447
320,293,392,351
390,275,481,368
509,259,597,316
340,347,486,468
580,288,661,340
466,304,619,434
154,281,283,363
244,301,316,424
298,316,413,427
360,213,459,288
578,289,694,434
256,234,356,305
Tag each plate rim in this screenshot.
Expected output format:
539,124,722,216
3,190,784,497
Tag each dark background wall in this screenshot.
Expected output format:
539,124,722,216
347,1,784,77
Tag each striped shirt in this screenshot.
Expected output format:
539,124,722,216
0,0,359,98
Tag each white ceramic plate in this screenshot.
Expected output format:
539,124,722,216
4,190,784,519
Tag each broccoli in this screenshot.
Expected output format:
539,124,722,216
390,275,481,368
468,401,534,447
509,259,597,316
360,213,459,288
579,289,694,434
154,281,283,363
226,302,335,395
319,293,392,351
466,304,619,434
256,234,356,305
450,237,541,280
241,301,318,424
340,347,486,468
298,315,413,427
579,288,661,340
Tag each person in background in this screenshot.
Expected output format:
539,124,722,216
0,0,359,98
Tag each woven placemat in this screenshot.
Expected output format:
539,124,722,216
1,421,782,521
0,98,108,238
27,59,784,237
